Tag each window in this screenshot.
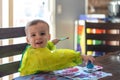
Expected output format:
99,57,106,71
0,0,55,79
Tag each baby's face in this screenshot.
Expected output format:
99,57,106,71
26,22,50,48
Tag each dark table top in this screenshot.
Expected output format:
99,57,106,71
94,51,120,80
14,52,120,80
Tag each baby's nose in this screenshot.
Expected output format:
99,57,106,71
36,35,42,39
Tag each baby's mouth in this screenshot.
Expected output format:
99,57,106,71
36,41,43,45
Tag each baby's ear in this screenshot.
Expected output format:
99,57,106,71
26,37,30,44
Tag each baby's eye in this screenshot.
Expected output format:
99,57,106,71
31,34,36,37
40,32,45,36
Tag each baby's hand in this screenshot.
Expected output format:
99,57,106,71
81,55,95,63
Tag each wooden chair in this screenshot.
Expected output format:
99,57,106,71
85,22,120,56
0,27,27,78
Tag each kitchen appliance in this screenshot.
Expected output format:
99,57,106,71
108,0,120,23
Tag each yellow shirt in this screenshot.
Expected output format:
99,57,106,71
46,41,56,50
19,46,82,76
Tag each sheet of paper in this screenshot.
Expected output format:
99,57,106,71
14,65,112,80
54,65,112,80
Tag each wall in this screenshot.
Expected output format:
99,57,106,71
55,0,85,49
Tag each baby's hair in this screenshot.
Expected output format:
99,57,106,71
25,19,49,34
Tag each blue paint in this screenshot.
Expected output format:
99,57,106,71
87,60,94,69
